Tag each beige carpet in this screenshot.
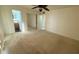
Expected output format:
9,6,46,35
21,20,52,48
3,31,79,54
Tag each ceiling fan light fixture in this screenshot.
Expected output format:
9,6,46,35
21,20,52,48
32,5,49,14
39,8,42,12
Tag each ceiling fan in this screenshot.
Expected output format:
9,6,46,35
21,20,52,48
32,5,50,13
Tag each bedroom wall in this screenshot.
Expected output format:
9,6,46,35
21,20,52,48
46,7,79,40
27,13,36,28
0,6,15,35
0,6,4,32
0,6,28,35
0,6,4,41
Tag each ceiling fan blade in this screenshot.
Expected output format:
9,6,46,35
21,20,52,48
32,6,38,9
43,5,48,7
43,7,49,11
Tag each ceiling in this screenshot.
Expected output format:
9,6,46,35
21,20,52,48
21,5,77,10
19,5,78,13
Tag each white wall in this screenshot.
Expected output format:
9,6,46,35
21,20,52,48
46,7,79,40
0,6,28,35
0,7,4,41
27,13,36,28
0,6,15,35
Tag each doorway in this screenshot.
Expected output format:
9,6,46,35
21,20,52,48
37,14,46,30
12,9,25,32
